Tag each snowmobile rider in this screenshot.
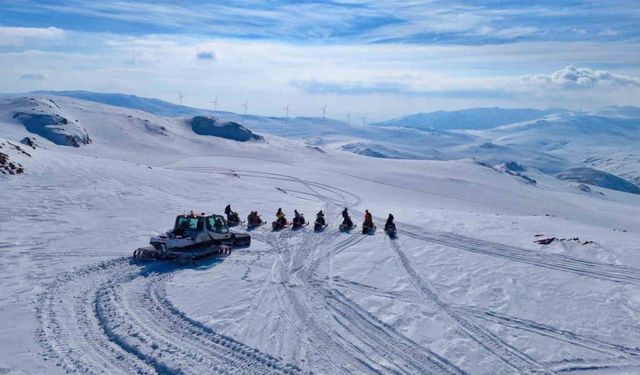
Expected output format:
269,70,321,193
342,208,353,227
225,204,237,219
293,210,305,225
364,210,373,227
385,213,395,230
316,210,325,225
276,208,287,225
248,211,261,226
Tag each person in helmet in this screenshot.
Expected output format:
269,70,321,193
276,208,286,225
385,213,395,231
341,208,353,227
293,209,305,226
316,210,325,226
364,210,373,227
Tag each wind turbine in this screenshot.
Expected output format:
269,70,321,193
241,101,248,115
177,92,185,106
345,111,351,124
284,104,290,124
211,97,218,112
360,114,367,126
321,105,327,121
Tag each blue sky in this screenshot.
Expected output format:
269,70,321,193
1,0,639,119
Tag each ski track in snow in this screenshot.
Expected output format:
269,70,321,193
36,257,303,375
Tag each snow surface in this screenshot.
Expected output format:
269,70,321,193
1,95,640,374
30,91,640,194
372,108,564,131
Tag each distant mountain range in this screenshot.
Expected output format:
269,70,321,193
1,90,639,194
372,107,568,131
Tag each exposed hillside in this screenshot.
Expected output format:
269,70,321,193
2,97,91,147
190,116,263,142
557,167,640,194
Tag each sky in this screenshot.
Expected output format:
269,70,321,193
1,0,639,120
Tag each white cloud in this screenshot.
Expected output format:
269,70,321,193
599,28,619,36
1,33,639,118
0,26,65,46
196,50,216,60
523,65,640,88
20,72,47,80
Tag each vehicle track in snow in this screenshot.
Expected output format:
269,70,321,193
385,238,551,375
176,163,640,286
36,257,303,375
462,306,640,362
166,163,638,372
188,167,552,373
330,275,640,367
257,217,469,375
167,166,361,208
399,227,640,285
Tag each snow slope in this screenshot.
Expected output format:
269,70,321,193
27,91,640,195
2,96,640,374
372,107,564,131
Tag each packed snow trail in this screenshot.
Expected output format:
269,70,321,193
36,257,303,375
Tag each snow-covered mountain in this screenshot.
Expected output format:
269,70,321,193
2,94,640,374
32,90,206,117
372,107,565,131
14,91,640,195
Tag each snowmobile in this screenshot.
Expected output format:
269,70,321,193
314,214,327,232
246,212,265,230
384,223,397,239
226,211,241,227
272,217,288,231
362,220,376,235
292,213,307,230
339,217,356,232
133,213,251,261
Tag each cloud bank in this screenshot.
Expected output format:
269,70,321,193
0,26,64,46
523,65,640,88
19,72,47,80
196,50,216,60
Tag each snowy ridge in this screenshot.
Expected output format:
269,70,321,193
373,108,563,131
